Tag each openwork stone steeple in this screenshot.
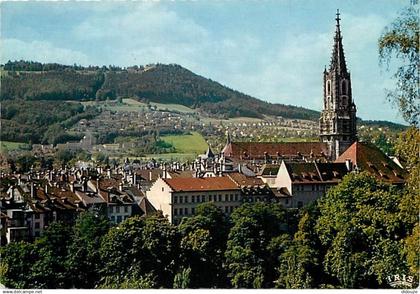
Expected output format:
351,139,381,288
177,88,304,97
320,10,357,160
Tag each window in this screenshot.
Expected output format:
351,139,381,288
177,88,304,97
179,209,183,216
35,222,40,229
162,187,164,192
298,201,303,208
191,195,195,203
218,194,222,202
225,206,229,213
174,196,178,204
174,208,178,216
109,206,113,213
117,215,122,223
202,195,206,202
235,194,239,201
185,196,189,203
191,207,195,214
326,80,331,95
180,196,183,204
285,199,289,205
341,80,347,95
111,216,115,222
184,208,188,215
230,194,233,201
116,206,120,213
311,185,315,191
124,206,128,213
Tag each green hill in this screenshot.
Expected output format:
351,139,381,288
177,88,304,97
1,61,319,120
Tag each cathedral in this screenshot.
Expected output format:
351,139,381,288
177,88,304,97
221,11,357,163
319,10,357,160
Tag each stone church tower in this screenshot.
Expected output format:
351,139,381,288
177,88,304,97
320,10,357,160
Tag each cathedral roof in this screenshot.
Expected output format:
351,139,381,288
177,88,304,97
335,141,407,184
222,141,329,160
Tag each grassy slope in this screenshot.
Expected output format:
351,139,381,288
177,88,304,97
161,131,208,155
0,141,30,152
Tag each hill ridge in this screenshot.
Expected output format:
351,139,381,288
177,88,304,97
1,60,319,120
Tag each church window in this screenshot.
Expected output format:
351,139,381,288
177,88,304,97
326,80,331,96
341,80,347,95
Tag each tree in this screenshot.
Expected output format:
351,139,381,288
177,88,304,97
0,242,37,288
225,202,288,288
394,127,420,281
275,206,322,288
99,215,180,288
315,172,409,288
66,212,109,288
178,203,231,288
378,4,419,125
31,222,73,288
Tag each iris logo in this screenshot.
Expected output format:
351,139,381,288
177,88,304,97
386,274,415,288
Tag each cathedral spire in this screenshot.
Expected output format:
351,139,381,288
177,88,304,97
320,10,357,160
330,9,347,74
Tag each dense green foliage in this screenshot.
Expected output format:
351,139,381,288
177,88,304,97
378,4,419,125
1,61,320,120
0,178,417,289
1,100,99,144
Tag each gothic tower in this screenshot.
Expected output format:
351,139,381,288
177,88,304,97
320,10,357,160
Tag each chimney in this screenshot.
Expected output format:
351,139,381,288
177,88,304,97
82,180,88,192
96,178,99,193
345,159,353,171
163,165,168,179
30,182,36,198
10,186,15,200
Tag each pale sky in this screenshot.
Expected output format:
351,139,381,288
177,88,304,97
0,0,409,123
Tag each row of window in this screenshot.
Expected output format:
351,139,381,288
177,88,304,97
294,185,326,192
173,207,195,216
109,205,130,214
173,193,240,204
174,205,240,217
110,215,130,223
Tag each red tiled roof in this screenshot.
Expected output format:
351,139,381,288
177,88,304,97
98,178,121,191
222,142,329,159
227,172,265,186
163,177,239,192
336,141,407,184
284,162,348,184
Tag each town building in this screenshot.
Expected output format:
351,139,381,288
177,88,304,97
146,176,241,224
276,161,349,208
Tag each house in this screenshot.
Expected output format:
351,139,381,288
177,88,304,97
276,161,349,208
146,176,241,224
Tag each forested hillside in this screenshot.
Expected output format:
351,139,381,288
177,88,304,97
1,60,319,120
1,100,99,144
